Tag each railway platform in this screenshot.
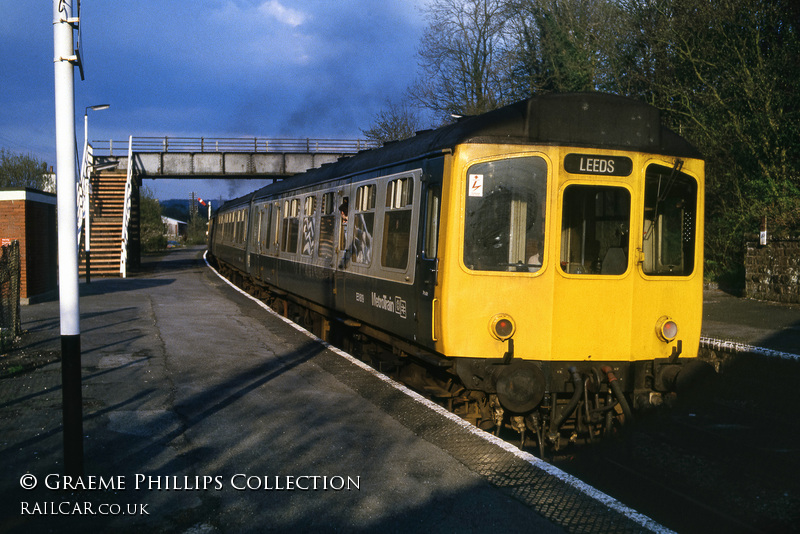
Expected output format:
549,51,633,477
702,287,800,356
1,247,797,533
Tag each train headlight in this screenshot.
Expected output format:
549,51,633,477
656,316,678,342
490,314,516,341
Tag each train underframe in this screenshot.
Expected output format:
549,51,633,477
214,259,714,457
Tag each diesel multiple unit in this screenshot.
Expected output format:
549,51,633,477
209,93,712,452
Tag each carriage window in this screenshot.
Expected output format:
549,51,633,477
338,196,349,250
235,209,246,245
272,202,281,247
318,192,336,260
232,211,238,244
382,177,414,270
301,195,316,256
464,157,547,272
258,204,272,254
642,163,697,276
423,182,441,260
560,185,630,275
352,185,375,265
240,209,248,245
281,198,300,253
251,207,261,249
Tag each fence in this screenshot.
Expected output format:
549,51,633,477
0,240,21,352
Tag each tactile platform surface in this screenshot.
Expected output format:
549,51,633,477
310,347,664,534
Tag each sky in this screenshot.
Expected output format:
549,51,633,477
1,1,427,201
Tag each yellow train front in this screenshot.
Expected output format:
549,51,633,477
209,93,712,452
432,95,710,450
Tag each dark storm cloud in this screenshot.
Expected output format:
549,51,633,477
1,1,425,200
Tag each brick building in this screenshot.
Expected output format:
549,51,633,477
0,188,58,304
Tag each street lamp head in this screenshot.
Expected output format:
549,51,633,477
86,104,110,112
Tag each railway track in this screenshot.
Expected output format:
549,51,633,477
550,350,800,534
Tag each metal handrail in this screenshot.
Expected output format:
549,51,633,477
120,136,134,278
78,141,89,234
90,136,378,155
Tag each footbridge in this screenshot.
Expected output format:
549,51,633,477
91,136,375,178
79,136,377,278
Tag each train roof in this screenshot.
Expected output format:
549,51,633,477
219,92,702,211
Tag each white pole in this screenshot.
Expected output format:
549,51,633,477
54,0,83,476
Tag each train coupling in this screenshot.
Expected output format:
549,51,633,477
655,357,716,394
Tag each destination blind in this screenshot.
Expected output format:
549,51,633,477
564,154,633,176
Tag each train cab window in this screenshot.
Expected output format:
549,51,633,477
560,185,630,275
642,163,697,276
464,156,547,272
318,192,336,260
281,198,300,254
382,177,414,270
353,185,375,265
301,195,316,256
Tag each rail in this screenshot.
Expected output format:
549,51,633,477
120,136,134,278
78,140,89,235
90,137,378,156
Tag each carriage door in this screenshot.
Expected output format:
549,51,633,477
416,171,442,349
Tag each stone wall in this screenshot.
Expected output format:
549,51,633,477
744,236,800,303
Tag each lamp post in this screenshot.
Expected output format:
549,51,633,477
54,0,82,477
82,104,110,283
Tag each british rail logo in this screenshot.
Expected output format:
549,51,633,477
371,292,407,319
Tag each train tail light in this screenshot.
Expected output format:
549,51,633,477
490,314,516,341
656,316,678,342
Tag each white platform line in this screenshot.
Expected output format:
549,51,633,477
700,337,800,361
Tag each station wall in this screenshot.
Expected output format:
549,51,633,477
745,237,800,304
0,189,58,304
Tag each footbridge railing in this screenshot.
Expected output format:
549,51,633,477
120,136,134,278
90,137,378,156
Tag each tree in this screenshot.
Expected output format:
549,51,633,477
610,0,800,284
505,0,624,95
361,99,426,146
139,186,166,252
186,211,209,245
367,0,799,286
0,149,50,190
408,0,517,121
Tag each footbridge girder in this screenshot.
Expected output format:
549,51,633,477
92,136,377,178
